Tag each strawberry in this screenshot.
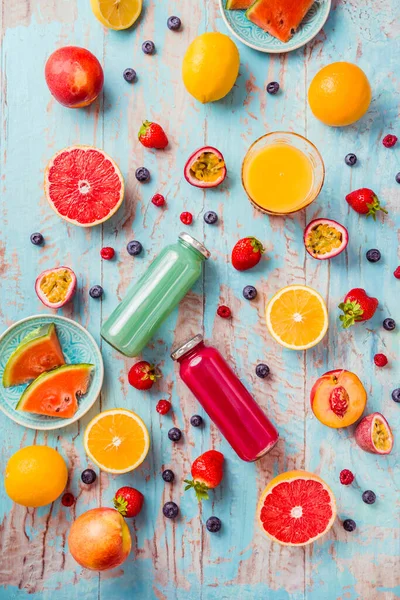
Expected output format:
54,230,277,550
338,288,378,328
345,188,387,220
128,361,161,390
138,121,168,149
113,487,144,518
184,450,224,501
231,237,264,271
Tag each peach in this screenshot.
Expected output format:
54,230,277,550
68,508,131,571
310,369,366,428
45,46,104,108
355,412,393,455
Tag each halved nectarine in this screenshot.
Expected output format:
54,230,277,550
310,369,367,428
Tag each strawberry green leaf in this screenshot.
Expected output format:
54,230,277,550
338,300,364,328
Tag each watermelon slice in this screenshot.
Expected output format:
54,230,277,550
3,323,65,388
16,363,94,419
246,0,315,43
226,0,253,9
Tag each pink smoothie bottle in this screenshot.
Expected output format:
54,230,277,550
171,335,279,461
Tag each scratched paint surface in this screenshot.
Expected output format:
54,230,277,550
0,1,399,598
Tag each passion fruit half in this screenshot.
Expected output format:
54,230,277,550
355,412,394,455
184,146,226,188
304,218,348,260
35,266,77,309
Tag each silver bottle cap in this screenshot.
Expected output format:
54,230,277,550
171,334,203,361
179,233,210,259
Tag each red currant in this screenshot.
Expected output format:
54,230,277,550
152,193,166,207
61,492,75,507
217,305,232,319
339,469,354,486
180,212,193,225
156,399,172,415
394,266,400,279
382,134,398,148
374,353,388,367
100,247,115,260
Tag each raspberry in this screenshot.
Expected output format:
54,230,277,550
156,399,171,415
374,353,388,367
217,305,231,319
180,212,193,225
339,469,354,486
61,492,75,507
394,267,400,279
152,193,165,207
100,247,115,260
382,134,397,148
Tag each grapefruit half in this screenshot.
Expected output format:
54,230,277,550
257,470,336,546
44,145,124,227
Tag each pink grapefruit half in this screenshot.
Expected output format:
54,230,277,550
257,470,336,546
44,145,124,227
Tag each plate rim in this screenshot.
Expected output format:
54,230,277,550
0,314,104,431
218,0,332,54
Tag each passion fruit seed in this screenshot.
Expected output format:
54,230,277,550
329,386,349,418
190,152,225,184
373,419,390,451
40,269,73,304
306,223,343,257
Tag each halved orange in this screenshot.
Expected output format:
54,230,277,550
84,409,150,474
265,285,328,350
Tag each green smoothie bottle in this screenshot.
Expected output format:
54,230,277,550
101,233,210,357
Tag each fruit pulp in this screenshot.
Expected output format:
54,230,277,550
173,337,279,461
243,143,314,213
373,419,391,451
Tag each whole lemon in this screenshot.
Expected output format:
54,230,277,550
182,32,240,104
5,445,68,507
308,62,371,127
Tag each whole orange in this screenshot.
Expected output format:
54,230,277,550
308,62,371,127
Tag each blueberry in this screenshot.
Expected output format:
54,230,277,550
162,469,175,483
206,516,222,533
266,81,279,95
123,68,136,83
366,249,381,263
163,501,179,519
345,153,357,166
127,240,143,256
391,388,400,403
383,318,396,331
343,519,356,532
30,232,44,246
135,167,150,182
396,172,400,184
142,40,155,55
81,469,97,485
243,285,257,300
89,285,103,299
256,363,270,379
362,490,376,505
168,427,182,442
167,16,181,30
204,211,218,225
190,414,203,427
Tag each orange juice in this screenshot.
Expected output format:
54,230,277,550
243,143,314,213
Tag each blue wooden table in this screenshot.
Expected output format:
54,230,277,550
0,1,399,599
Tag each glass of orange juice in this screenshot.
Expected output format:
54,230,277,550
242,132,325,215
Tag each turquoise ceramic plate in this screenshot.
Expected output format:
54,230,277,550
0,315,104,431
219,0,331,54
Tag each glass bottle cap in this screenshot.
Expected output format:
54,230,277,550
171,334,203,361
179,233,210,259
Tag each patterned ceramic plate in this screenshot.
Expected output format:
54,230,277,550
0,315,104,430
219,0,331,54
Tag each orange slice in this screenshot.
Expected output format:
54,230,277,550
265,285,328,350
84,409,150,474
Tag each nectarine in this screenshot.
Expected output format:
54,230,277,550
310,369,366,428
45,46,104,108
68,508,131,570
